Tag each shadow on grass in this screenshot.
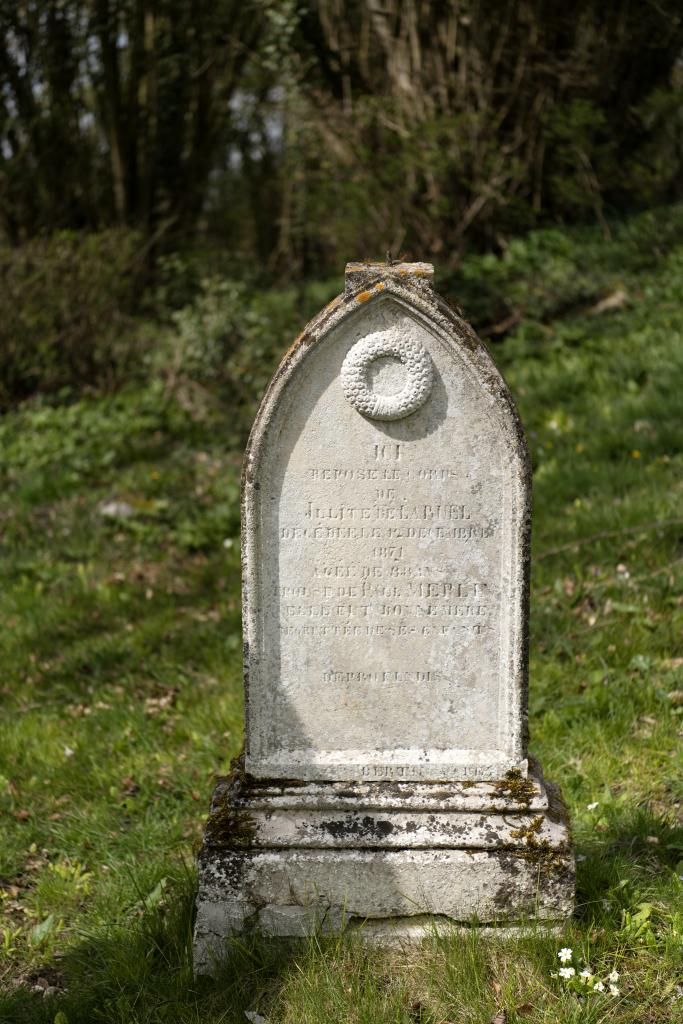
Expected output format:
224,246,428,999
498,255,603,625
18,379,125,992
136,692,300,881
1,551,242,708
574,801,683,920
0,874,303,1024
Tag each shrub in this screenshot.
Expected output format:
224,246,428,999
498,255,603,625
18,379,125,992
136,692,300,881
0,230,151,407
155,276,335,428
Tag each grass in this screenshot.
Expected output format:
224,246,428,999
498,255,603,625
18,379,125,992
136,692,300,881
0,205,682,1022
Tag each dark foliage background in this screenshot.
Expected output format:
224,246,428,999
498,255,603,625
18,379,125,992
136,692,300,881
1,0,683,403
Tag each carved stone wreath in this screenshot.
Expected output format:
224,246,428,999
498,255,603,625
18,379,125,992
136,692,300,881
341,333,433,421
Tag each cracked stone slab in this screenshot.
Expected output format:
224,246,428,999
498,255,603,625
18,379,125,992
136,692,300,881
194,845,574,973
193,770,574,972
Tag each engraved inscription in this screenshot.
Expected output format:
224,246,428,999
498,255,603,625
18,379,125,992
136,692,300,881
359,764,493,781
277,453,497,648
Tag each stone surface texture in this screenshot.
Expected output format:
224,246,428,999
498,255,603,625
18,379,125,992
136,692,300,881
194,761,573,973
243,261,531,783
193,261,574,973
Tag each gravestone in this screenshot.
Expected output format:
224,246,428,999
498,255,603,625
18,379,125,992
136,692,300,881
193,261,574,972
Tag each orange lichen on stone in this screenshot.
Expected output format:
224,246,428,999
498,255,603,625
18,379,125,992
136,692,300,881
398,267,430,278
356,283,386,303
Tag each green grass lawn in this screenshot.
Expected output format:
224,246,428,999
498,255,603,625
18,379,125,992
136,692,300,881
1,208,682,1022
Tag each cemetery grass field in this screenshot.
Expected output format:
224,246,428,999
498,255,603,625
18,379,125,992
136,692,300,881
1,208,682,1023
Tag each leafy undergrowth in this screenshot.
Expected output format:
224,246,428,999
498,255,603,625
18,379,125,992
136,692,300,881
0,207,682,1022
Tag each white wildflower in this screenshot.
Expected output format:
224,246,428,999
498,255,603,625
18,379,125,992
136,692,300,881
593,980,605,992
609,984,620,996
559,967,575,979
558,947,573,963
608,970,620,983
586,802,599,811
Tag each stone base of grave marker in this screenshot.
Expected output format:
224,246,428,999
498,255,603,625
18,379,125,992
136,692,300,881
193,757,573,973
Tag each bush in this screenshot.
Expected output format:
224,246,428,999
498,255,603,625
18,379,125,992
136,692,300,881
0,230,151,407
154,275,338,429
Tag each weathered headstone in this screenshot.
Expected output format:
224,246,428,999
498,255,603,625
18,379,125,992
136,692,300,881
193,262,574,971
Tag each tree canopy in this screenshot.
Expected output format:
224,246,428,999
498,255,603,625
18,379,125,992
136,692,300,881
1,1,682,270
